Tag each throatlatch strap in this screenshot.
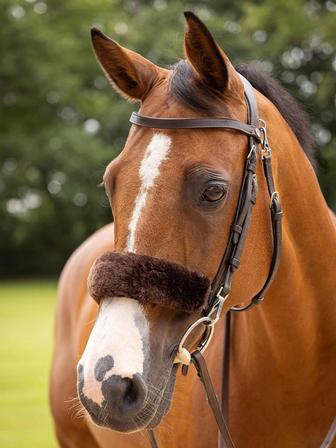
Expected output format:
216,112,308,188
241,76,259,128
231,155,283,311
209,144,258,307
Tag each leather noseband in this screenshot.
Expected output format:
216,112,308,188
88,251,210,313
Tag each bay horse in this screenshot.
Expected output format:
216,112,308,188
50,11,336,448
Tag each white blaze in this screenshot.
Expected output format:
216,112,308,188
79,297,149,406
127,133,171,252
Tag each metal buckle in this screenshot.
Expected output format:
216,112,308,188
206,286,229,327
247,144,257,159
258,119,272,159
174,287,229,365
173,317,212,365
261,143,272,160
270,191,279,208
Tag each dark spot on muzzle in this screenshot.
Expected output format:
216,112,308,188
95,355,114,382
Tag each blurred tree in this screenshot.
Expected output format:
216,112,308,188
0,0,335,276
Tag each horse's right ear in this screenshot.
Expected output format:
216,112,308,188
91,28,161,101
183,12,243,98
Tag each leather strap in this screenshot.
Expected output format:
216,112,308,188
220,313,232,448
209,146,258,307
220,312,232,448
252,156,282,301
147,429,158,448
230,155,283,312
222,312,232,423
130,112,261,140
320,417,336,448
192,351,236,448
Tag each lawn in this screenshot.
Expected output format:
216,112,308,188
0,280,58,448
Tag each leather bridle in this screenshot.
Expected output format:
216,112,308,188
130,76,282,316
129,77,336,448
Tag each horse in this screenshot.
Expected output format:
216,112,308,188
50,11,336,448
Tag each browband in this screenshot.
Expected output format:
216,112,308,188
130,112,262,141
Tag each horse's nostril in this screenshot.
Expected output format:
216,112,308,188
123,377,137,406
102,373,147,418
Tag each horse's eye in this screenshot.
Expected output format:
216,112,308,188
201,184,226,202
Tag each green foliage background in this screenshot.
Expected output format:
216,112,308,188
1,0,335,276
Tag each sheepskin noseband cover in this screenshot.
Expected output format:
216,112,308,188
88,252,210,313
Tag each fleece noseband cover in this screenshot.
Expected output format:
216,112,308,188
88,252,210,313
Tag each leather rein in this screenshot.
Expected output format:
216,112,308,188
129,76,336,448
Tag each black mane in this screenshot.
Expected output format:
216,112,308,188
170,60,316,169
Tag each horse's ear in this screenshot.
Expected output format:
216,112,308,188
183,11,243,97
91,28,160,101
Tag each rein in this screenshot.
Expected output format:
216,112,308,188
128,76,336,448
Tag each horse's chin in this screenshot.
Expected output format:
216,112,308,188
83,365,178,433
146,364,179,429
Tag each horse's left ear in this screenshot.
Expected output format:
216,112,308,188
184,11,243,98
91,28,161,101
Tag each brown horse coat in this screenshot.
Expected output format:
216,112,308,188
50,11,336,448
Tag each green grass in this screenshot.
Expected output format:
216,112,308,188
0,280,58,448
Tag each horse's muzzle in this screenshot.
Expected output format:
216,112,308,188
88,251,210,313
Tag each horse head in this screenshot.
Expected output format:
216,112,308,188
77,11,275,433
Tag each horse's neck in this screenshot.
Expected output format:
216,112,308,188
227,125,336,442
167,131,336,447
247,97,336,352
262,130,336,352
217,130,336,445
